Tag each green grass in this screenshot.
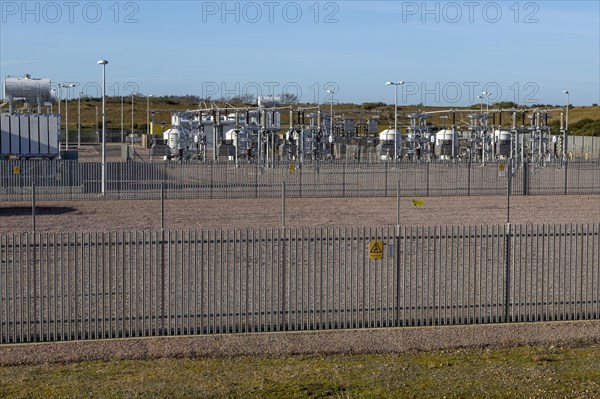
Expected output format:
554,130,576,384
2,345,600,398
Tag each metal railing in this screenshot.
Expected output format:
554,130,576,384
1,223,599,343
1,159,600,202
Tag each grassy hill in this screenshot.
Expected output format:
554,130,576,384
8,98,600,137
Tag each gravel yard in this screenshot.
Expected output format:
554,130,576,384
1,194,599,233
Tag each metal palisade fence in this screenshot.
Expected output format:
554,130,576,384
1,223,599,343
1,159,600,201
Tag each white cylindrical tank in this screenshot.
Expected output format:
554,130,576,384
434,129,458,159
257,96,281,107
163,126,180,150
379,128,402,144
494,129,512,158
494,129,511,142
224,128,236,143
378,129,402,160
4,75,52,112
4,75,51,101
224,128,252,151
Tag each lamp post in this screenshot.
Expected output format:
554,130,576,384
57,83,61,115
131,92,135,144
78,91,83,148
61,83,77,150
386,81,404,160
95,106,98,142
121,96,124,143
326,89,335,137
97,59,108,195
563,90,569,160
477,95,484,114
481,91,491,126
146,94,152,136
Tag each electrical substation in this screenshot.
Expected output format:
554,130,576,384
0,74,594,169
153,99,573,168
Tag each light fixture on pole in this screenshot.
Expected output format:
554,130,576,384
121,96,124,143
57,83,61,115
477,95,484,114
95,105,98,142
386,81,404,160
131,92,135,144
481,91,491,124
146,94,152,136
563,90,569,160
97,59,108,195
78,91,83,148
326,89,335,138
60,83,77,150
131,92,144,146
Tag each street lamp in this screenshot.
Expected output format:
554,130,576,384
97,59,108,195
95,105,98,142
57,83,61,115
121,96,124,143
131,92,135,143
563,90,569,160
477,95,484,114
60,83,77,150
386,81,404,160
78,91,83,148
481,91,491,124
131,92,145,146
326,89,335,136
146,94,152,136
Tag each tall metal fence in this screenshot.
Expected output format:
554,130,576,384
1,223,599,344
1,159,600,202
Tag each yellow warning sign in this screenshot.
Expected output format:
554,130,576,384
288,164,296,173
412,199,424,207
498,163,505,172
12,166,21,175
369,241,383,259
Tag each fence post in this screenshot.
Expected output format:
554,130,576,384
160,182,166,335
507,158,512,224
467,160,471,196
161,182,165,230
281,181,286,228
255,161,259,199
395,179,402,326
281,182,287,330
32,183,38,341
426,162,430,197
564,159,568,195
210,162,214,199
395,224,402,327
523,160,528,196
343,162,346,198
299,164,303,198
385,161,388,197
32,183,36,233
504,222,511,322
397,180,400,225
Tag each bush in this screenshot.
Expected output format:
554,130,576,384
569,118,600,136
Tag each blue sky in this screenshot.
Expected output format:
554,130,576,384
1,0,599,106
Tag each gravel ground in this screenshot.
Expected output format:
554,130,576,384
1,194,599,364
2,320,600,366
1,194,599,233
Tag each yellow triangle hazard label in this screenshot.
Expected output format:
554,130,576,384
370,241,383,259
